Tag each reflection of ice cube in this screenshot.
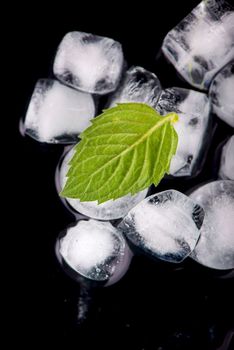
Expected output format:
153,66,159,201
56,147,148,220
209,60,234,127
162,0,234,90
24,79,95,143
107,66,162,108
118,190,204,263
219,136,234,180
189,180,234,270
59,219,130,283
156,87,211,176
53,31,124,94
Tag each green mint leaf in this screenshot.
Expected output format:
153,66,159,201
61,103,178,203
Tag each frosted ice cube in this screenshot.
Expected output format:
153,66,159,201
118,190,204,263
162,0,234,90
107,66,162,108
189,180,234,270
24,79,95,143
156,87,211,176
55,147,148,220
209,60,234,127
219,136,234,180
59,219,131,283
53,31,124,94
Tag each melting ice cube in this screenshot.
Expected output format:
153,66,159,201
118,190,204,263
107,66,162,108
24,79,95,143
58,219,132,284
53,31,124,94
189,180,234,270
156,87,211,176
55,147,148,220
162,0,234,90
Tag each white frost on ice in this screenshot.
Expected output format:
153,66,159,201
162,1,234,89
60,220,121,275
53,31,124,94
24,79,95,143
119,190,203,263
190,180,234,270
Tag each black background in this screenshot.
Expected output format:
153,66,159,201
10,1,234,348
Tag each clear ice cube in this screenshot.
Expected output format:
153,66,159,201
209,60,234,127
156,87,211,176
219,136,234,180
107,66,162,108
56,147,148,220
59,219,130,283
53,31,124,94
24,79,95,143
189,180,234,270
162,0,234,90
118,190,204,263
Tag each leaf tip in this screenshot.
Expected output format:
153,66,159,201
59,183,70,198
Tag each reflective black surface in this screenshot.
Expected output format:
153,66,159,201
13,2,234,348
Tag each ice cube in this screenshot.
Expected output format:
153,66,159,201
58,219,131,284
219,136,234,180
118,190,204,263
107,66,162,108
209,60,234,127
189,180,234,270
156,87,211,176
53,31,124,94
24,79,95,143
162,0,234,90
55,147,148,220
